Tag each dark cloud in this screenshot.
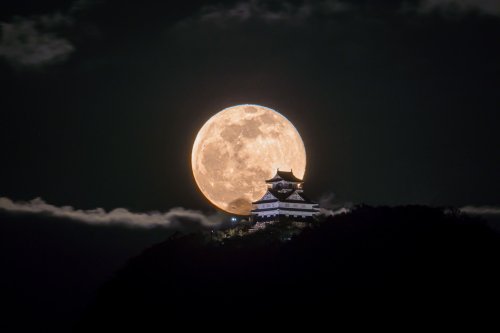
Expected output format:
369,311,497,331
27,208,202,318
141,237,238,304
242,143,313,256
183,0,500,27
3,0,495,69
69,0,103,15
0,0,103,68
180,0,351,26
0,197,224,230
0,14,74,67
317,192,352,216
419,0,500,16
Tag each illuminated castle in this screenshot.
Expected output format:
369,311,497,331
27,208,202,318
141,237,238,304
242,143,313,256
251,170,319,222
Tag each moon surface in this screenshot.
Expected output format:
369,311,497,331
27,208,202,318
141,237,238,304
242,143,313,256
191,104,306,215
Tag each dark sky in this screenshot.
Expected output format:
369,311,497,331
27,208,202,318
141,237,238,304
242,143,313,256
1,0,499,212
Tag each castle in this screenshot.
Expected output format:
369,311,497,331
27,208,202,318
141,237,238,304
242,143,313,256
251,170,319,222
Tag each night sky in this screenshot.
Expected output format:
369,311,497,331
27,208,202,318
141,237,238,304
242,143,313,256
1,0,499,212
1,1,500,330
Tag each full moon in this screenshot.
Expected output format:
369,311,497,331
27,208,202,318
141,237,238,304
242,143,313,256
191,104,306,215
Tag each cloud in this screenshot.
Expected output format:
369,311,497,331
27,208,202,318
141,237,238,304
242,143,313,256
0,197,224,231
183,0,351,25
418,0,500,16
316,192,352,217
319,206,350,217
0,0,103,68
0,14,74,67
69,0,103,15
460,205,500,216
318,192,337,209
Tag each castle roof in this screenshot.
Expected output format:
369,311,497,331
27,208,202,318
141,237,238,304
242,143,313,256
252,189,318,205
265,170,303,183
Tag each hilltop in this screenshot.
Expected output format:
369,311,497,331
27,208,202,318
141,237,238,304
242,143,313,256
77,205,500,329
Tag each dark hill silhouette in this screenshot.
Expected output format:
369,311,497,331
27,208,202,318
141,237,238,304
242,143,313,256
0,212,174,332
77,206,500,329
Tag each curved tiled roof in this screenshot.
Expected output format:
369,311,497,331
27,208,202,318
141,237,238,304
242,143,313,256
252,189,317,205
265,170,303,183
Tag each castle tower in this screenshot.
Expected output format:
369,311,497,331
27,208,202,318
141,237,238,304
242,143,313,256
251,170,319,222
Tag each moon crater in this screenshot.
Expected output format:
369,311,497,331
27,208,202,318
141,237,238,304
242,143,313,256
191,104,306,215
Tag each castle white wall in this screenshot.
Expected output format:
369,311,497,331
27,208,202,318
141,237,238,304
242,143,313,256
255,202,316,210
254,209,316,218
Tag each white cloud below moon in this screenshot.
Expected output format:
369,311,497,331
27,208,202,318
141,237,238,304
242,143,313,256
460,205,500,216
0,197,224,230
